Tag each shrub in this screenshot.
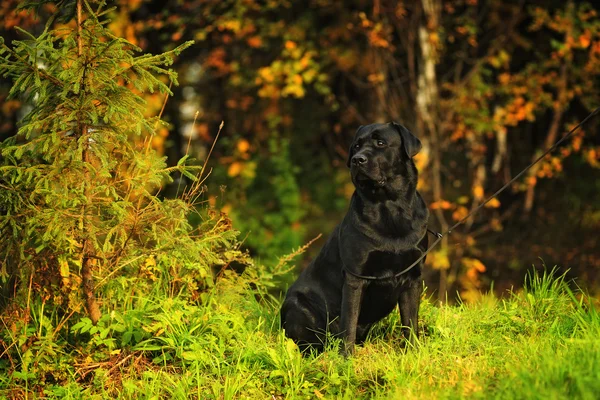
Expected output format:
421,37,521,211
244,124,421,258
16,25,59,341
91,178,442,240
0,0,242,333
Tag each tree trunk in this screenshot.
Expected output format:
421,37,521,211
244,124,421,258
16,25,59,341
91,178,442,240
78,0,101,324
417,0,448,303
523,64,567,214
81,249,101,324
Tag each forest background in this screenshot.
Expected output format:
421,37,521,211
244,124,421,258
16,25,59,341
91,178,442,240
1,0,599,301
1,0,600,398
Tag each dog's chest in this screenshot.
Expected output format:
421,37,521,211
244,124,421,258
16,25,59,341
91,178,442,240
356,249,420,325
362,249,420,277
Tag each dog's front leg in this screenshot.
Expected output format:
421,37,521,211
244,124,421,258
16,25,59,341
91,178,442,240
340,274,365,356
398,279,421,346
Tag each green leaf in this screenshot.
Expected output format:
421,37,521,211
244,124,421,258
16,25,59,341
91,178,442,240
122,331,132,346
177,154,189,166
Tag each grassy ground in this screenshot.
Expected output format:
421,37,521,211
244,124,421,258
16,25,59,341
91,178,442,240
2,269,599,399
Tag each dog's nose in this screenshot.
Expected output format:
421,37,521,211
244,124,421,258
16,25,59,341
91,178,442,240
351,154,368,165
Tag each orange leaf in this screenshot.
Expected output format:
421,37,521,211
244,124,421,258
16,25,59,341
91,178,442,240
228,162,243,177
151,136,165,150
158,127,169,138
580,30,591,48
452,206,469,221
292,74,303,85
473,185,484,200
247,36,262,48
484,198,501,208
367,73,385,83
237,139,250,153
171,31,182,42
498,73,511,85
463,257,486,273
430,200,452,210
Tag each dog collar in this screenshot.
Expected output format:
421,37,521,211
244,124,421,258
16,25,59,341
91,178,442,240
342,229,442,281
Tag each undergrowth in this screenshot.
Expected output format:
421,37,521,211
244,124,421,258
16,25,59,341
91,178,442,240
1,267,598,399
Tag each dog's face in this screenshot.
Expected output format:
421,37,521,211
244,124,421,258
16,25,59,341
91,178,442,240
347,122,422,196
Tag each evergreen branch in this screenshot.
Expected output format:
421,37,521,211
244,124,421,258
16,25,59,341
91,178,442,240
110,41,194,93
0,42,64,88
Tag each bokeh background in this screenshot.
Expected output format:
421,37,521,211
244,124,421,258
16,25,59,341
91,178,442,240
1,0,599,302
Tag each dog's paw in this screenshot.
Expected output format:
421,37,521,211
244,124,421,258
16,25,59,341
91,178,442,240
340,342,355,358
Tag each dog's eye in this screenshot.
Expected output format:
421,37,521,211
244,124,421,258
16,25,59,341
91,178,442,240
375,139,386,147
354,143,360,149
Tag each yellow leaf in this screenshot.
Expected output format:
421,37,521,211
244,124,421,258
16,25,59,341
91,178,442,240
484,198,501,208
221,204,232,215
463,257,486,272
285,337,299,355
228,162,243,177
221,19,241,33
367,73,384,83
473,185,484,200
282,84,305,98
413,152,429,181
144,255,156,268
151,135,165,150
241,161,257,180
343,182,354,199
586,148,598,166
428,250,450,270
258,67,275,83
457,196,470,205
59,258,69,279
302,69,317,83
59,257,70,286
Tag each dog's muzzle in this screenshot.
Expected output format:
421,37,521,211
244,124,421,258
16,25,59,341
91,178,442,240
353,169,386,188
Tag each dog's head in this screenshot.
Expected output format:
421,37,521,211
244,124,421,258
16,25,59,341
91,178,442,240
347,122,422,198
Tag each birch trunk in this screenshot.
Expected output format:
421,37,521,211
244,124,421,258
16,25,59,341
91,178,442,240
417,0,449,302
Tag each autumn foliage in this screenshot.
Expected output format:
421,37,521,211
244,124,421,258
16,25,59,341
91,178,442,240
1,0,599,301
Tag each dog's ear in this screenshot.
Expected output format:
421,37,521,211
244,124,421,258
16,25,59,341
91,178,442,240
391,122,421,158
346,125,364,167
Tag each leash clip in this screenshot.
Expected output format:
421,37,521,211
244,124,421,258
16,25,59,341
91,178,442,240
427,229,443,239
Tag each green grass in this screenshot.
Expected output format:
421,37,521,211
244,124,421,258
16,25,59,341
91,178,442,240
1,269,599,399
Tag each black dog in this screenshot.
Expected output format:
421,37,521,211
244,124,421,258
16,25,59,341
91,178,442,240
280,122,429,355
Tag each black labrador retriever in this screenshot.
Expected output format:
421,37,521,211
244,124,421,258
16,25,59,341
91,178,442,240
280,122,429,355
